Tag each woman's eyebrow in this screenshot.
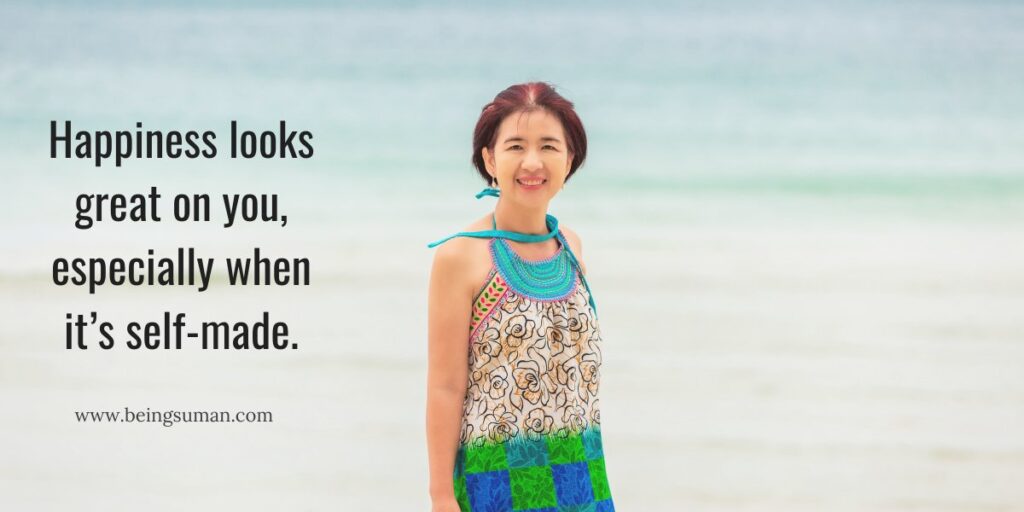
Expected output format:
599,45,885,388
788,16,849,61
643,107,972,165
502,136,563,144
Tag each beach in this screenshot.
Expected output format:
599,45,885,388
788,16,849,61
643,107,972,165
2,1,1023,510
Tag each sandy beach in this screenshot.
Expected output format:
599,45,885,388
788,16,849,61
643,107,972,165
2,1,1023,510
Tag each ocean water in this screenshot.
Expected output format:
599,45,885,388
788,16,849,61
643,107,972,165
1,1,1022,511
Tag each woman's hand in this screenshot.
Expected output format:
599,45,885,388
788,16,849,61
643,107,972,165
431,496,462,512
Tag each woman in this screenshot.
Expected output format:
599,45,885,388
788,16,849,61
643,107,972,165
426,82,614,512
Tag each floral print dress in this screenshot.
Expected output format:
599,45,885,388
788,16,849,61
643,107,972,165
448,217,614,512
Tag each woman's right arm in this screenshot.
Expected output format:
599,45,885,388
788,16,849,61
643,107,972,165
426,243,472,511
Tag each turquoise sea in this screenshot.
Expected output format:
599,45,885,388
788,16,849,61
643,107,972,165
1,1,1022,511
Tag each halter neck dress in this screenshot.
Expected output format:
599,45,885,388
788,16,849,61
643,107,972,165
428,188,614,512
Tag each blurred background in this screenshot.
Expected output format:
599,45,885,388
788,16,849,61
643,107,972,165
1,0,1022,510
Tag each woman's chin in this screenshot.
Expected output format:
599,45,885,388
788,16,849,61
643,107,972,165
508,190,553,207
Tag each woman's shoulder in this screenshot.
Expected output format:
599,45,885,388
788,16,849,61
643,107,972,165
558,224,587,274
432,214,492,256
430,214,494,287
559,225,583,255
559,225,582,248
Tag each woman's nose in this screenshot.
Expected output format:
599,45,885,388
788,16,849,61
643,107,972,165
522,150,543,170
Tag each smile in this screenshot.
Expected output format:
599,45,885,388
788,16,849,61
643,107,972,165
516,177,546,187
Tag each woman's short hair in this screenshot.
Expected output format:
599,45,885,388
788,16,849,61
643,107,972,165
472,82,588,184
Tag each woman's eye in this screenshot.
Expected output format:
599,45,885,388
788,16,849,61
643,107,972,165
544,145,558,151
508,145,522,150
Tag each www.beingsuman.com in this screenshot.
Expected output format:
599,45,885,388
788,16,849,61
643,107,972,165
74,407,273,427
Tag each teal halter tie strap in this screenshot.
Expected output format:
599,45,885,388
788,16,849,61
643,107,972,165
426,187,599,318
426,188,561,247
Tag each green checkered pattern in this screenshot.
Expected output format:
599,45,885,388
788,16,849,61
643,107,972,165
453,426,612,511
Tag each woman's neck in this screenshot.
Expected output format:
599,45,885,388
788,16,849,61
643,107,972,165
493,198,549,234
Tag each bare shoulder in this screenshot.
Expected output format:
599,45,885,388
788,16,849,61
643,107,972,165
431,216,490,266
560,225,583,251
429,214,494,295
559,225,587,275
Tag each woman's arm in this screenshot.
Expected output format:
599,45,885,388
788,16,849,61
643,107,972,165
426,242,472,508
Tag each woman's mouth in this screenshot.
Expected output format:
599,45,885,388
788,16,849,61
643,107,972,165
516,177,546,190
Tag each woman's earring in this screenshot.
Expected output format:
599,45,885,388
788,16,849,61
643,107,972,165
491,177,499,190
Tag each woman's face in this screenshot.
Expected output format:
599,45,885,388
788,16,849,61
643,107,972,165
482,109,573,209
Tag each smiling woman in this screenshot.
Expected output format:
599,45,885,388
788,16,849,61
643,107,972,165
426,82,614,512
482,111,571,198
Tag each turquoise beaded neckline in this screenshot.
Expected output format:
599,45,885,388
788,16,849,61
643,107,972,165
426,187,598,317
488,214,577,301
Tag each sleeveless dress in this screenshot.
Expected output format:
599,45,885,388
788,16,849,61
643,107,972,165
429,189,615,512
